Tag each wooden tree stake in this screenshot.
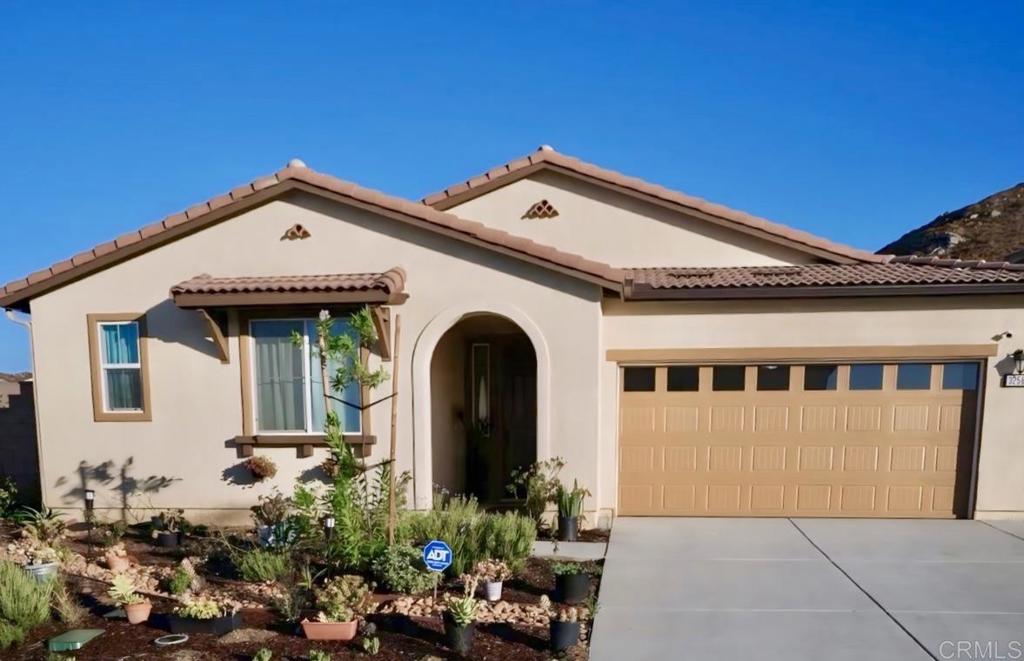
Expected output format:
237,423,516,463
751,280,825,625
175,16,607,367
387,313,402,545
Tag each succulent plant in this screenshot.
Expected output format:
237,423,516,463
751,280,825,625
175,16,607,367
108,574,147,607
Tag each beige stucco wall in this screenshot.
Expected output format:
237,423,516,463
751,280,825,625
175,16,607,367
447,170,816,267
29,190,604,524
599,296,1024,518
430,324,466,494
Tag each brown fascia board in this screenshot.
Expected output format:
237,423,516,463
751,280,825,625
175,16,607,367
624,282,1024,301
423,147,885,266
0,166,624,311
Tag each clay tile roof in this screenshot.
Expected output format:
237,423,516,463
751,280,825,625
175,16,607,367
171,268,407,297
0,162,624,310
422,146,886,265
624,261,1024,299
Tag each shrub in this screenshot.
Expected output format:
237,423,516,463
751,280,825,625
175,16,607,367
51,580,87,626
507,457,565,525
236,549,288,583
402,497,536,575
251,489,292,528
0,621,25,649
0,477,18,519
314,575,375,623
246,456,278,481
370,545,435,594
164,565,192,595
0,560,52,648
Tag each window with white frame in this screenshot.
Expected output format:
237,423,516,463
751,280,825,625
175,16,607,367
98,321,144,411
250,319,361,434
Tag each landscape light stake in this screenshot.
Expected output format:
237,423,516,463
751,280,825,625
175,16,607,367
84,489,95,562
323,515,336,541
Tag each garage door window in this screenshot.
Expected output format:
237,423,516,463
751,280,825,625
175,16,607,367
756,365,790,391
897,363,932,390
850,364,884,390
804,365,838,390
942,362,979,390
712,366,746,391
667,366,700,391
623,367,656,392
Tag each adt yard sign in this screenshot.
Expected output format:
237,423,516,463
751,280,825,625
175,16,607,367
423,540,452,573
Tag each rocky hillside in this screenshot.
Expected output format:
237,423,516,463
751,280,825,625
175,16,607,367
879,183,1024,261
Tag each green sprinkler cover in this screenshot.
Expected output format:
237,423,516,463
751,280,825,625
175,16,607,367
48,629,104,651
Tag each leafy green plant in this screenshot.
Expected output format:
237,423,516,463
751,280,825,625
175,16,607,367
51,580,86,627
152,508,189,534
0,560,53,648
313,575,376,623
555,479,590,518
235,549,288,583
95,520,127,548
309,651,331,661
0,477,18,519
174,596,237,620
506,457,565,524
361,635,381,655
273,563,319,623
164,565,192,595
445,575,479,627
252,649,273,661
370,545,435,594
108,574,146,607
551,560,601,576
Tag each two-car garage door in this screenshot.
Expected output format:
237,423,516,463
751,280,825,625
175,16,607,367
618,360,981,518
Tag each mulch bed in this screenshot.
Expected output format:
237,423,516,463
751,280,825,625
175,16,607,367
5,520,600,661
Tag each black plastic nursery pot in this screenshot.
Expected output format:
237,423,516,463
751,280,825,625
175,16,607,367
554,572,589,603
557,515,579,542
155,531,182,548
442,611,475,655
166,611,242,635
550,620,581,651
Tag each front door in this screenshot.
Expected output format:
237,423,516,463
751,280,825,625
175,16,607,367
465,333,537,504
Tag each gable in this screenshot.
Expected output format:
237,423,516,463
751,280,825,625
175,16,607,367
446,169,821,267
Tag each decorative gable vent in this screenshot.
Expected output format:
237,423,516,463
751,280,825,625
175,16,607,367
522,199,559,219
281,223,311,241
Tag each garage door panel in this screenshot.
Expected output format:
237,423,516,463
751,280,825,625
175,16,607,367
618,362,978,518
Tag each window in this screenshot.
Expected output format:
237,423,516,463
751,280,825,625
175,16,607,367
623,367,656,392
251,319,361,433
804,365,838,391
897,363,932,390
712,366,746,391
850,364,884,390
667,366,700,392
757,365,790,391
88,313,150,421
943,362,979,391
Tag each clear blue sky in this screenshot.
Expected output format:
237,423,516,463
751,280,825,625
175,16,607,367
1,2,1022,372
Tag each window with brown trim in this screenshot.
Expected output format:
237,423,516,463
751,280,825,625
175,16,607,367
87,313,151,422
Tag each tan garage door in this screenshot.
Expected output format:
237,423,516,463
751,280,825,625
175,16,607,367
618,362,979,517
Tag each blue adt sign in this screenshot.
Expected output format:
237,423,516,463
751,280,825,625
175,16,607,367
423,540,452,573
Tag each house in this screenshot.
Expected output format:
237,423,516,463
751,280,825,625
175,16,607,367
3,146,1024,525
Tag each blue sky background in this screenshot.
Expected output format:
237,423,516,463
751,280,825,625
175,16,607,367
1,2,1022,372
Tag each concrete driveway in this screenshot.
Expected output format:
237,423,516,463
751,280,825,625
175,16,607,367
590,518,1024,661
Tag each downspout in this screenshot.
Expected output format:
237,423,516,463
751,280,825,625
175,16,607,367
5,309,48,509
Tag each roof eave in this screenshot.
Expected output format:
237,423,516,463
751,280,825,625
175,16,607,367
624,282,1024,301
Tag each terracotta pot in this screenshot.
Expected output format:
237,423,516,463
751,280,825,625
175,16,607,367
125,601,152,624
301,619,358,641
105,554,130,573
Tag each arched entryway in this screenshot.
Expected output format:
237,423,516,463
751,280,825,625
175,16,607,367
412,304,550,509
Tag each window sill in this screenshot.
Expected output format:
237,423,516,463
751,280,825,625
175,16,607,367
234,434,376,459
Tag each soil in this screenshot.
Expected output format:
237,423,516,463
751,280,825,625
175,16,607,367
5,521,600,661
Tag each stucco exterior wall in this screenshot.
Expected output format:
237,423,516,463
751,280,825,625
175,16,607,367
29,191,604,524
447,170,816,267
599,296,1024,518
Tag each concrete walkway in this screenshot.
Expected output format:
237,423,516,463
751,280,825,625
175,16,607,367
590,518,1024,661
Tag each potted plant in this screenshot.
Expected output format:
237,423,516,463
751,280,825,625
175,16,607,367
152,509,187,548
443,575,479,654
246,455,278,482
169,595,242,634
551,561,592,604
23,544,61,582
554,479,590,542
108,574,152,624
548,601,581,652
251,489,293,548
301,575,376,641
104,542,130,573
475,559,511,602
